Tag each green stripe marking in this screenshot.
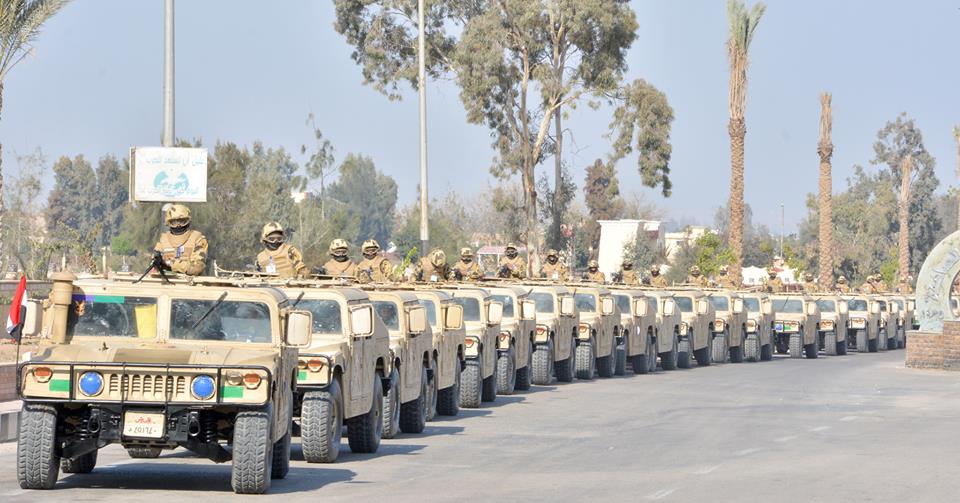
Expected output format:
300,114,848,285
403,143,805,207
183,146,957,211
93,295,125,304
298,371,307,381
49,379,70,392
221,385,244,398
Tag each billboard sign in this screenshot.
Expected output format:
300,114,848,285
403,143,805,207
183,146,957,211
130,146,208,202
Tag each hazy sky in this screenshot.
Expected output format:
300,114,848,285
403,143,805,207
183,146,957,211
1,0,958,232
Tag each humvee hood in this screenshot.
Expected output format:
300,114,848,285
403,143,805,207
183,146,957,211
34,342,277,368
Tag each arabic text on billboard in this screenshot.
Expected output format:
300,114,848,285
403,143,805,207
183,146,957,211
130,147,208,202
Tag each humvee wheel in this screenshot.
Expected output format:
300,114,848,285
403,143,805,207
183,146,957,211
231,407,274,494
532,339,555,385
515,343,533,390
659,333,679,370
460,359,483,408
855,330,868,353
126,446,162,459
437,357,461,416
775,334,789,354
555,335,576,382
382,369,401,440
804,341,819,359
887,332,898,350
897,331,905,349
597,338,616,378
426,359,438,421
744,335,759,362
347,374,383,453
729,331,745,363
496,347,517,395
271,428,290,480
17,403,61,490
400,366,428,434
481,365,497,402
836,339,848,355
614,341,627,376
575,338,596,380
61,450,98,474
711,331,728,364
878,330,889,352
694,342,711,367
760,343,773,361
867,335,879,353
824,331,838,356
677,337,692,369
789,333,802,359
632,332,654,374
301,380,343,463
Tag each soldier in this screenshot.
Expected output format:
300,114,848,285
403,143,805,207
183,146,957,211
540,249,569,281
584,260,606,283
872,270,888,293
716,265,738,289
255,222,307,279
356,239,394,283
322,239,357,277
835,275,851,293
649,264,668,288
452,247,483,281
619,260,640,285
764,267,784,293
418,248,450,282
498,242,526,279
897,276,914,294
154,204,208,276
687,265,709,287
861,274,878,294
802,272,817,292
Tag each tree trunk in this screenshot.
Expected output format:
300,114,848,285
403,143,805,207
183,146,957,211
553,108,562,250
898,156,912,285
728,118,745,280
522,165,539,279
817,93,834,289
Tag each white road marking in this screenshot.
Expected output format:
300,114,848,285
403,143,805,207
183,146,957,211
810,426,831,432
734,447,762,456
774,435,797,443
647,488,677,500
840,416,859,422
693,464,722,474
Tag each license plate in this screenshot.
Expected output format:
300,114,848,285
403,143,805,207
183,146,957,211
123,411,166,439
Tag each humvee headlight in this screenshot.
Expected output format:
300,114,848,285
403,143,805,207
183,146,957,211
464,338,476,348
746,320,757,331
78,371,104,397
225,371,244,386
714,320,725,331
306,359,324,372
536,326,547,336
32,366,53,383
191,375,216,400
499,332,510,342
822,320,834,330
242,373,262,389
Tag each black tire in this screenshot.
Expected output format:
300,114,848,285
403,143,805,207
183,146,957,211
575,339,596,380
437,358,461,416
301,380,343,463
381,368,400,440
868,336,879,353
481,366,497,402
878,330,889,352
531,340,554,385
837,339,848,356
824,331,837,356
271,428,290,479
496,347,517,395
61,450,97,474
744,335,759,362
346,374,383,454
17,403,61,490
856,330,868,352
677,338,692,369
459,358,483,408
633,332,654,374
712,331,728,364
775,334,789,354
231,407,274,494
887,335,898,351
597,339,616,378
126,446,162,459
515,343,533,390
400,366,428,434
614,342,627,376
729,331,745,363
804,342,818,359
555,336,575,382
660,333,678,371
425,359,438,421
789,333,802,359
760,343,773,361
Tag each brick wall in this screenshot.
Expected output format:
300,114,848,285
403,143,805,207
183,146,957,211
0,363,17,401
944,321,960,371
906,321,960,371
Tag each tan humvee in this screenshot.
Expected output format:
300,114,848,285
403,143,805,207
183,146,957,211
484,285,537,394
365,290,433,438
279,284,391,464
887,295,912,349
814,295,850,355
610,289,658,375
16,273,309,494
526,285,578,384
645,290,682,370
843,295,880,352
707,291,748,364
906,296,919,331
771,295,821,359
412,289,466,416
874,296,897,352
572,287,620,379
671,290,715,368
438,287,503,408
741,292,775,361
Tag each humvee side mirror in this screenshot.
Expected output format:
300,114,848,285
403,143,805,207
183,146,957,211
444,304,464,330
634,299,648,317
732,298,744,314
350,305,374,336
663,299,676,316
487,301,503,325
839,302,849,315
870,302,880,315
286,310,313,347
806,302,817,316
560,296,575,316
407,306,427,334
762,300,773,316
601,297,615,316
520,300,536,321
22,299,43,338
697,300,708,315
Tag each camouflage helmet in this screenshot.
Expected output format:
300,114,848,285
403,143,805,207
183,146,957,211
837,275,847,284
767,267,777,276
329,239,349,256
719,265,728,274
690,265,701,275
505,242,518,251
650,264,661,273
261,222,284,242
546,249,559,258
362,239,381,252
804,272,814,281
163,203,191,226
588,259,599,269
430,248,447,267
460,247,474,258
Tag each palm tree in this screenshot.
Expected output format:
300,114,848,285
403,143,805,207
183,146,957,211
898,155,912,288
817,93,833,289
954,125,960,231
0,0,67,268
725,0,765,281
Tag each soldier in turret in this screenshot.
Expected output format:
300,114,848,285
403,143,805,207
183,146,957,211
452,247,483,281
649,264,668,288
619,260,640,285
255,222,307,279
764,267,784,293
356,239,394,283
498,243,526,279
322,239,356,277
154,204,208,276
584,260,606,283
540,249,568,281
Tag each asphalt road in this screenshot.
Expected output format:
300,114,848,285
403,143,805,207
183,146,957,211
1,350,958,502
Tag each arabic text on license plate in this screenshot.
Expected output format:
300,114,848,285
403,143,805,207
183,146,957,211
123,411,165,438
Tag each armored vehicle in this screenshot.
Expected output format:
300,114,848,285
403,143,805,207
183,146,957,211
707,291,747,364
672,290,714,368
771,295,821,359
526,285,578,384
573,287,620,379
366,290,433,438
741,293,774,361
17,273,308,494
611,289,658,375
845,296,880,353
485,285,537,394
645,290,682,370
276,284,391,464
439,287,503,408
874,297,894,352
412,289,466,416
815,296,849,355
887,296,912,348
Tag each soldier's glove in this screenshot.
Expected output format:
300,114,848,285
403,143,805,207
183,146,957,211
153,250,171,271
314,266,327,276
498,265,510,278
454,270,463,281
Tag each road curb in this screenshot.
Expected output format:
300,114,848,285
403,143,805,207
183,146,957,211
0,409,17,443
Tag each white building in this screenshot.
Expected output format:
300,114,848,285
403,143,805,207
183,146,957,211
663,226,715,262
597,219,663,278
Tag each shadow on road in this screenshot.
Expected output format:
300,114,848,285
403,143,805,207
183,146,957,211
290,441,428,463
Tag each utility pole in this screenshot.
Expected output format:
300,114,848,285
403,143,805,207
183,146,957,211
779,203,784,260
162,0,175,147
417,0,429,255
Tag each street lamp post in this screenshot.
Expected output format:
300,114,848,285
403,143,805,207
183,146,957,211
417,0,429,255
162,0,175,147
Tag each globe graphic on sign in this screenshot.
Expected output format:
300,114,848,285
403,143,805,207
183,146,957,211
152,171,190,194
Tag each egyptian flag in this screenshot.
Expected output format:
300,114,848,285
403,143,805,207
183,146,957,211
6,276,27,342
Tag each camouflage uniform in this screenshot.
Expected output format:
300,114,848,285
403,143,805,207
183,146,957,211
355,239,394,283
451,247,483,281
585,260,606,283
686,266,709,288
540,250,568,281
498,243,526,279
716,266,738,289
255,222,307,279
801,273,816,293
619,262,640,285
323,239,357,277
764,274,784,294
835,276,851,293
649,266,667,288
418,248,450,282
154,204,208,276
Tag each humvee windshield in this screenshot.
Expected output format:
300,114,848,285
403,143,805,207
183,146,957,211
674,296,694,313
892,299,904,311
614,295,631,315
848,299,868,311
490,295,515,319
297,299,343,334
171,299,272,343
372,301,400,330
878,301,887,311
774,299,804,313
816,300,836,313
708,296,729,311
529,292,555,313
452,297,482,322
743,297,760,312
575,293,596,313
418,299,438,327
67,295,158,338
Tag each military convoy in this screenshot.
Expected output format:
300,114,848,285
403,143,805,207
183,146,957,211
771,295,821,359
672,290,713,368
845,296,880,353
611,289,658,374
815,296,849,355
741,293,774,361
526,285,578,384
411,289,466,416
573,287,620,379
708,291,747,364
484,285,537,394
439,287,503,408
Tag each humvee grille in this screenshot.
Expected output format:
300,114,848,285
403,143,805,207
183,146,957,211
107,373,189,401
